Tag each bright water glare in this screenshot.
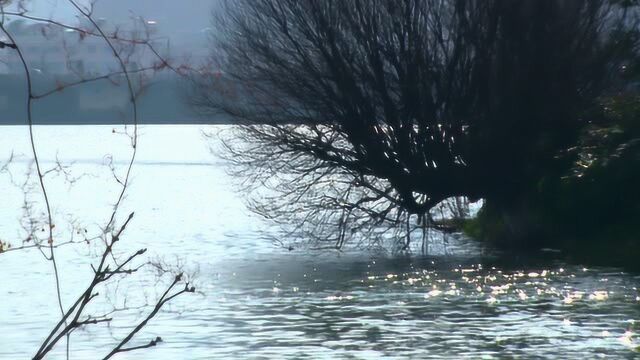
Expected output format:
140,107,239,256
1,126,639,359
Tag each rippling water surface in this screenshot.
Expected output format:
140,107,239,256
1,125,639,359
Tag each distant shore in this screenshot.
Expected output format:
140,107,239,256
0,119,234,125
0,73,233,125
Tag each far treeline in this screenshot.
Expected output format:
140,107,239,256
0,73,216,124
196,0,640,265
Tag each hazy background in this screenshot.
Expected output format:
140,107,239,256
0,0,221,124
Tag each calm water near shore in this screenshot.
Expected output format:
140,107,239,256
1,125,639,359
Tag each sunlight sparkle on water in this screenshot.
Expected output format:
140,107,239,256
589,291,609,301
619,331,635,347
3,126,640,359
518,291,528,301
325,295,354,301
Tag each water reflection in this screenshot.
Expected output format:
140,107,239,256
188,253,640,359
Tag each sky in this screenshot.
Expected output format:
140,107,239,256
20,0,215,26
8,0,217,52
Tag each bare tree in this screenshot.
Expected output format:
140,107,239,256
196,0,639,251
0,1,195,358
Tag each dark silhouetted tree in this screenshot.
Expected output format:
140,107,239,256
197,0,639,250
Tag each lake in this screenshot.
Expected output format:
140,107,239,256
1,125,639,359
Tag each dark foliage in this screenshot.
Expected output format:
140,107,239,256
467,93,640,263
197,0,639,249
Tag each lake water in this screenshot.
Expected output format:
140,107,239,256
1,125,640,359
